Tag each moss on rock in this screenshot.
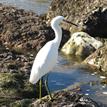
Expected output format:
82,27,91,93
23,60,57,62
0,72,46,106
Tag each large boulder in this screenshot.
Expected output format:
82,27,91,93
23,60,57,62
84,45,107,74
61,32,103,57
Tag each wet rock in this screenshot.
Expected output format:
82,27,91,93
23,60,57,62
61,32,103,57
31,89,100,107
84,45,107,75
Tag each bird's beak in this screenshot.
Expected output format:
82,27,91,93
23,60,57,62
63,19,78,27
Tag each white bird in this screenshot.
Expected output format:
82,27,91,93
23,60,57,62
29,16,77,100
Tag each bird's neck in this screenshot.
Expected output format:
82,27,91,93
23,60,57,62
53,25,62,49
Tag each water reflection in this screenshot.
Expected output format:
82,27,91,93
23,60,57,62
47,53,107,106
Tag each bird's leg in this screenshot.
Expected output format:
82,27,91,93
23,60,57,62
39,78,42,99
44,74,53,100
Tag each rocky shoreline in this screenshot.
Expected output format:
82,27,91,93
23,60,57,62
0,0,107,106
0,3,70,52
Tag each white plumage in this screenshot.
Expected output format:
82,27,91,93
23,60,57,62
29,16,64,84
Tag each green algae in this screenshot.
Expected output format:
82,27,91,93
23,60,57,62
0,72,42,106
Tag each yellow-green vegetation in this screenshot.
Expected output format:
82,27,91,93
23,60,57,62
0,72,42,106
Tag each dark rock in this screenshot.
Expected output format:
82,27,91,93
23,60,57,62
7,63,18,70
83,7,107,37
32,89,101,107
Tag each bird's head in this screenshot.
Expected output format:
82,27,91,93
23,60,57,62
51,16,64,25
51,16,78,29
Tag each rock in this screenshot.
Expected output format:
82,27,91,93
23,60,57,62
0,47,32,73
31,89,100,107
84,45,107,75
0,4,70,52
61,32,103,57
47,0,107,38
83,7,107,37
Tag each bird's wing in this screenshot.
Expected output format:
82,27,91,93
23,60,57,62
30,41,58,84
34,41,57,67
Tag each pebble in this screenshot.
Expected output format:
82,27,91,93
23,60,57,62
91,72,97,75
102,91,107,95
85,93,89,96
102,85,106,88
100,76,106,79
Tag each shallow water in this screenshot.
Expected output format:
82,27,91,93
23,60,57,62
47,53,107,106
0,0,52,14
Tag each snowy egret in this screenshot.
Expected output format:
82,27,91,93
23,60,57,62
29,16,78,100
